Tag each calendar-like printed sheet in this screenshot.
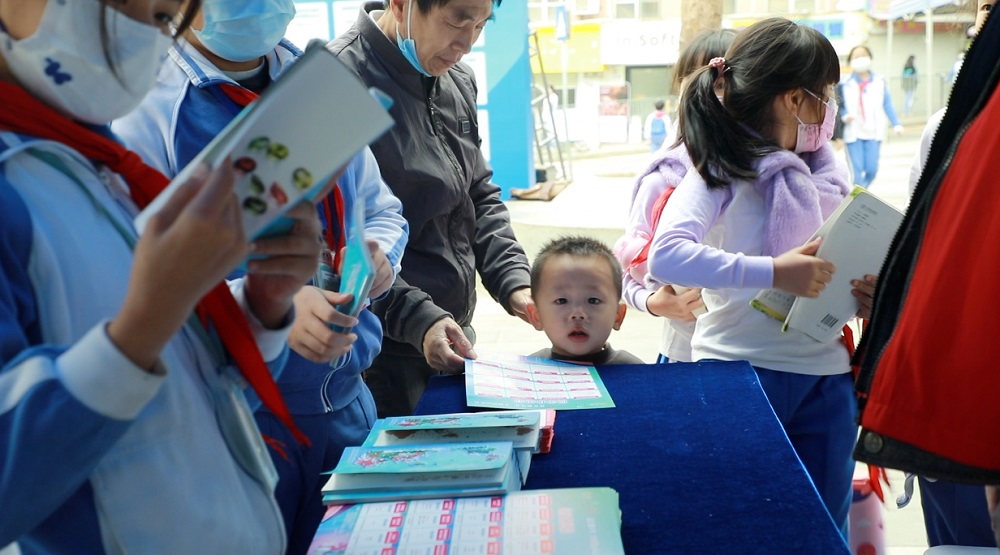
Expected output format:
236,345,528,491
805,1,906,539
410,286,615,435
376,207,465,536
308,487,624,555
464,355,615,410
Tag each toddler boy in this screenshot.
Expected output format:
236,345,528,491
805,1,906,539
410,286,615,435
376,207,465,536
527,236,644,365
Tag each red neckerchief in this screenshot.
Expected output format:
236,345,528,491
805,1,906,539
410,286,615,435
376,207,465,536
322,187,346,268
0,80,309,445
857,78,870,121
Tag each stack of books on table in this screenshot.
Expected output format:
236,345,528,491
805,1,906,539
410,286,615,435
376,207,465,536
321,410,553,506
537,408,556,454
308,487,625,555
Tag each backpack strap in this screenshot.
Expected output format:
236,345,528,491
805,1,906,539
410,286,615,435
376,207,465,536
626,185,676,272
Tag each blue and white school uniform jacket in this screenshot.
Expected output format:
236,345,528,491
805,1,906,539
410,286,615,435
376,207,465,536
0,131,289,553
840,72,902,143
113,39,408,415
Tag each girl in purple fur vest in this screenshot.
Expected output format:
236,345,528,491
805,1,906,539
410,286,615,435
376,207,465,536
645,18,874,539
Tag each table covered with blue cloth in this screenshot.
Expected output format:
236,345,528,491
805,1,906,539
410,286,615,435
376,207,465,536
415,360,850,555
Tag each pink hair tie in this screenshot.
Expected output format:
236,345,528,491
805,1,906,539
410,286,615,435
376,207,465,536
708,57,726,70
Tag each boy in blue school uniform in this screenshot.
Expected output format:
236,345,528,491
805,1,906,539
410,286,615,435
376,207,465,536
113,2,408,552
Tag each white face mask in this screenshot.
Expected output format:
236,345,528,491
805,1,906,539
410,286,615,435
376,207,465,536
850,55,872,74
0,0,172,124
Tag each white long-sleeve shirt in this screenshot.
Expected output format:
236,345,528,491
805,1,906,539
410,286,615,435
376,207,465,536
646,169,849,375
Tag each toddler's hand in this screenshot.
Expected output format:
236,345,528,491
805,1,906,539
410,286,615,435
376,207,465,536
772,238,835,298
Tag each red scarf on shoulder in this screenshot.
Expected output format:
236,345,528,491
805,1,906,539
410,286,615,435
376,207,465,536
0,81,309,445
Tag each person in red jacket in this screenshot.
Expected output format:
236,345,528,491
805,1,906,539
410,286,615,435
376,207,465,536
854,0,1000,548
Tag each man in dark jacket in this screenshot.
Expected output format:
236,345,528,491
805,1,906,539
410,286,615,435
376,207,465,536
328,0,533,417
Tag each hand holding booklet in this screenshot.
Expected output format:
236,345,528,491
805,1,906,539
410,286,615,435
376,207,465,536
313,199,375,334
133,42,394,244
750,186,904,342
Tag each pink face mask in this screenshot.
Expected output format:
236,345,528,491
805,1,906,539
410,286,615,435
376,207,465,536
794,88,837,154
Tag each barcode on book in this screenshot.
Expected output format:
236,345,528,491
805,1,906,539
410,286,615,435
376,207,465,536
820,314,839,329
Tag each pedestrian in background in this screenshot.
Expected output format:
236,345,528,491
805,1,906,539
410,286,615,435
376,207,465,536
840,45,904,188
644,99,670,153
902,55,918,116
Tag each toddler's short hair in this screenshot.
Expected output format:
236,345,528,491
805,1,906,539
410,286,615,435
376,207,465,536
530,236,623,299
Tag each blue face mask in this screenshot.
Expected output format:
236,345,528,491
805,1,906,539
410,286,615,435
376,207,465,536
395,0,431,76
194,0,296,63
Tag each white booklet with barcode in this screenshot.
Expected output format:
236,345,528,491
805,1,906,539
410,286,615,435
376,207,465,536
749,186,903,342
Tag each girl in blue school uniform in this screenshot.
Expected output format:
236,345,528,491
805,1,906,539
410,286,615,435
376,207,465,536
646,18,872,537
113,2,408,553
0,0,324,553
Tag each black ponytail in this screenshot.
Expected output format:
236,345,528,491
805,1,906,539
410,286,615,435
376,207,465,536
679,18,840,190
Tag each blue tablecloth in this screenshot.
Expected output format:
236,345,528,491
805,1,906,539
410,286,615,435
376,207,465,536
415,360,851,555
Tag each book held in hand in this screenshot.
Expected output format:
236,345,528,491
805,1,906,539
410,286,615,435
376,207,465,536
750,186,904,342
134,42,394,243
314,198,376,334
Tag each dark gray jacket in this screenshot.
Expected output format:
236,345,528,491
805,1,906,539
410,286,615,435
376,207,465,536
328,2,530,356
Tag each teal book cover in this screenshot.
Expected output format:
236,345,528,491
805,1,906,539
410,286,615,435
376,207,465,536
322,442,524,505
376,411,540,431
333,441,512,475
331,198,375,327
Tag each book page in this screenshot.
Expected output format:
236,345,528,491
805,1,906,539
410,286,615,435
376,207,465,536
784,188,903,342
134,43,393,243
464,353,616,410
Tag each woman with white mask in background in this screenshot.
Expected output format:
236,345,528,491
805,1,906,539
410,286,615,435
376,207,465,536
0,0,323,552
840,45,905,189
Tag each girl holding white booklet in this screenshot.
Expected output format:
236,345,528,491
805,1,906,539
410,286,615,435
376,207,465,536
645,19,874,539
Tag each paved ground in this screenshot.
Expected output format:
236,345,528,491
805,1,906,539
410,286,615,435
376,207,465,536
471,126,943,554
